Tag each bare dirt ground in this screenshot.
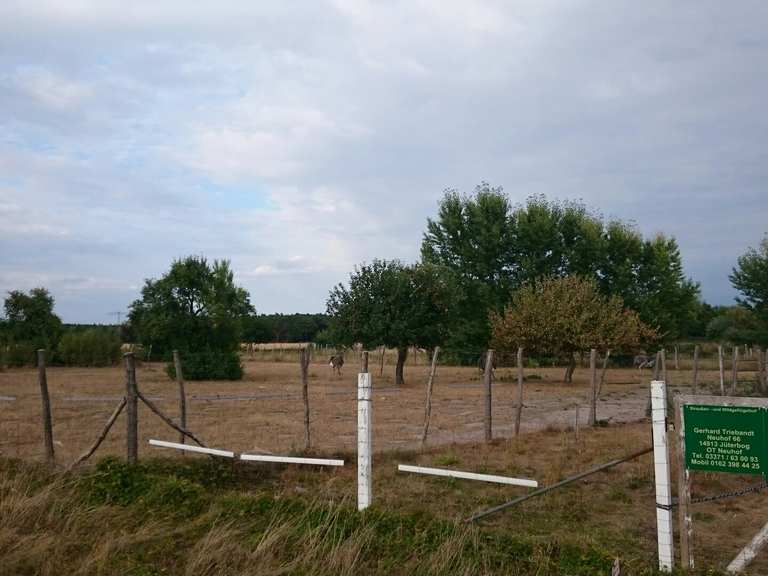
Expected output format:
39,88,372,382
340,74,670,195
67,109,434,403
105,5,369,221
0,355,739,463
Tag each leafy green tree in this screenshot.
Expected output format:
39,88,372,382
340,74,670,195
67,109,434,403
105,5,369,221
730,236,768,324
1,288,63,365
706,307,767,346
422,185,700,352
326,260,457,385
490,276,658,382
421,183,513,357
128,256,253,379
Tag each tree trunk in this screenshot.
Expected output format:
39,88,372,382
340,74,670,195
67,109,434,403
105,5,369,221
564,354,576,383
395,347,408,386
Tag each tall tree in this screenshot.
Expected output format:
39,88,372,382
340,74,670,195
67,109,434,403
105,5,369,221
326,260,457,385
729,236,768,346
491,276,658,382
128,256,254,379
730,236,768,322
422,185,700,353
421,183,513,357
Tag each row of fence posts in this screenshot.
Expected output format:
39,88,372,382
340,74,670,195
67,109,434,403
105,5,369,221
31,343,768,468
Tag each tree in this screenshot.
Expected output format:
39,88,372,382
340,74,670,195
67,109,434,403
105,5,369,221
128,256,254,379
706,306,768,346
1,288,63,365
490,276,658,382
326,260,457,385
422,185,700,353
731,236,768,324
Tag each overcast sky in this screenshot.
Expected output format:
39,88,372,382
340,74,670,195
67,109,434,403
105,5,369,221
1,1,766,323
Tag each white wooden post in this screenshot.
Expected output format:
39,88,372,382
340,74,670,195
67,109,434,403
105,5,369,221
651,380,674,572
357,372,372,511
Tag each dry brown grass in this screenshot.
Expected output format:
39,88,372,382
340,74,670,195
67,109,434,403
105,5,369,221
1,357,766,573
2,356,751,464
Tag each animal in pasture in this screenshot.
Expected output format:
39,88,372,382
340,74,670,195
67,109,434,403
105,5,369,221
634,354,656,370
329,354,344,376
477,353,497,374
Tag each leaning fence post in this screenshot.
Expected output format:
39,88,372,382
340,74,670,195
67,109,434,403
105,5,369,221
300,346,311,451
421,347,440,446
651,380,674,571
588,349,598,427
172,350,186,446
483,349,494,442
125,352,138,464
515,347,524,436
36,349,55,465
357,371,372,511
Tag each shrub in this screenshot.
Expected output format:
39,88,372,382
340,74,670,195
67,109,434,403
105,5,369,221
2,342,37,367
58,328,122,366
166,348,243,380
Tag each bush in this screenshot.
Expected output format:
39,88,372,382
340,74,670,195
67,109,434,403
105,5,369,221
166,348,243,380
58,329,122,367
2,342,37,367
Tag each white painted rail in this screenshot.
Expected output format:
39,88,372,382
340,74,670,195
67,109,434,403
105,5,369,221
398,464,538,487
149,439,234,458
240,454,344,466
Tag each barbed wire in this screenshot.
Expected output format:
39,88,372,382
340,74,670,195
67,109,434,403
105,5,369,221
657,480,768,510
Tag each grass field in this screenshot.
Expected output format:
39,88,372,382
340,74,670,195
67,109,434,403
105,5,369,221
1,357,766,574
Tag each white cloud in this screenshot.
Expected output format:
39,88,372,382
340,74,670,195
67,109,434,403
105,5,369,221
0,0,767,320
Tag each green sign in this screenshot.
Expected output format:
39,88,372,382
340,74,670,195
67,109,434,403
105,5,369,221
684,404,766,475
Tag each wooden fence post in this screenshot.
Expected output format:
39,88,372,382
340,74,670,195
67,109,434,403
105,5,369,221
757,348,766,394
421,347,440,446
597,349,611,399
718,345,725,395
515,347,524,436
125,353,138,464
172,350,186,446
379,346,385,377
731,346,739,395
674,345,679,370
36,349,55,465
300,346,311,451
674,396,694,569
361,350,369,374
483,349,494,442
588,349,598,426
661,349,668,384
357,371,372,510
692,345,700,394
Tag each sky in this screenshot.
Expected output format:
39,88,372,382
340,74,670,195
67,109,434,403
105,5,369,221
1,1,766,323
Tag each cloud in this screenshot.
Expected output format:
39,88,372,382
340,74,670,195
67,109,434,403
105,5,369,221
0,0,766,321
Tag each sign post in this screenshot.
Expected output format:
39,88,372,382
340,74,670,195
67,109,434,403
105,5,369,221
675,394,768,571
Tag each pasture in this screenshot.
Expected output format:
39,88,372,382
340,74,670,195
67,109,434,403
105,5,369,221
1,354,767,574
0,354,700,461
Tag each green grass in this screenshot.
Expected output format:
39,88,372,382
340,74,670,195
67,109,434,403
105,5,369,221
0,455,714,576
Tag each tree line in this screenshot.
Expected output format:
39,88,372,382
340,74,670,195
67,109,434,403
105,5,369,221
2,185,766,382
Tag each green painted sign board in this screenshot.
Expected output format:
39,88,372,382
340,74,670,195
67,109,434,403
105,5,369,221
684,404,766,475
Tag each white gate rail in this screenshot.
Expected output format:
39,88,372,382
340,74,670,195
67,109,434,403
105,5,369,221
398,464,538,487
